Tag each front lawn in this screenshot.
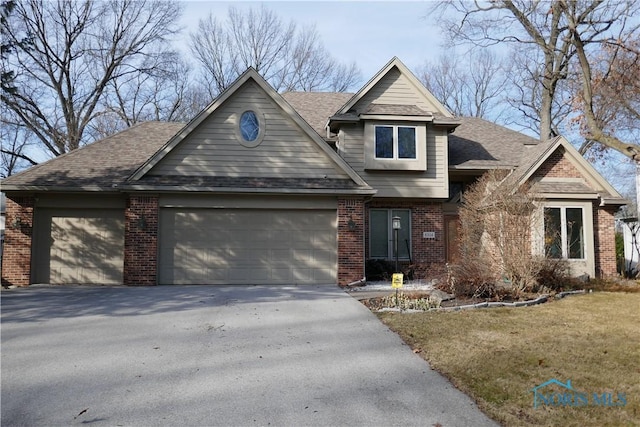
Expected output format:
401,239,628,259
378,292,640,426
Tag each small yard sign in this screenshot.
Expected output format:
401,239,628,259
392,273,404,288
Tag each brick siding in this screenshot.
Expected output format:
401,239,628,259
124,195,159,285
532,146,583,179
594,204,617,278
1,196,34,287
337,197,365,285
534,147,618,278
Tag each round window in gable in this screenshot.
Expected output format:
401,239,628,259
236,110,266,148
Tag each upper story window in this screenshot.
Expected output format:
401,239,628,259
364,121,426,171
236,110,265,148
375,126,417,160
240,111,260,141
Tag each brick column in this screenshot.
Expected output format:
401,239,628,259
124,195,159,285
594,203,617,278
338,197,365,286
1,196,34,287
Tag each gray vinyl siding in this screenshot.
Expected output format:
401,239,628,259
149,81,348,180
340,124,448,198
353,67,439,113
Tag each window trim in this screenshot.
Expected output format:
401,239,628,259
369,208,411,260
235,109,266,148
364,121,426,171
374,125,418,160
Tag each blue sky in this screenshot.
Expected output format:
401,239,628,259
178,1,443,80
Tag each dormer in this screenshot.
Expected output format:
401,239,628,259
327,57,459,172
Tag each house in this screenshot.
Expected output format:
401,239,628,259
0,57,626,287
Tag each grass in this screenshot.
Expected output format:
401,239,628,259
377,292,640,426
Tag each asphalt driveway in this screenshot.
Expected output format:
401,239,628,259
1,285,497,426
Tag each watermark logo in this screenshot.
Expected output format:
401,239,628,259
531,378,627,408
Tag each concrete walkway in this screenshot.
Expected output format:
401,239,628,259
1,285,497,426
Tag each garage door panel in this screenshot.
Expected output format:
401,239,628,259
34,209,124,284
311,250,335,264
159,208,337,285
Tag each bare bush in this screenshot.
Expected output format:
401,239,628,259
452,170,544,298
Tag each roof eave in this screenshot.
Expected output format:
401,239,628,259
600,196,628,207
117,185,377,196
359,114,434,121
0,185,121,193
535,192,600,200
449,164,517,171
433,118,462,129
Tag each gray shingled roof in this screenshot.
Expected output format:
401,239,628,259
283,93,540,169
1,122,185,190
532,181,597,194
282,92,352,136
2,93,546,191
132,176,359,190
448,117,540,169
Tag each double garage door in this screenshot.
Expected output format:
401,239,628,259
158,208,337,285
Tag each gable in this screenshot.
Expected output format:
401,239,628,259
516,138,625,205
335,58,452,120
351,66,438,115
146,80,350,180
529,147,598,196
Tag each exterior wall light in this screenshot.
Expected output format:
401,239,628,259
348,217,356,231
11,216,22,230
392,216,401,231
137,215,147,231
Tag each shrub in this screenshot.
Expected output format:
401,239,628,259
407,262,448,283
452,170,545,298
365,259,395,281
534,258,579,291
380,292,441,310
444,263,497,299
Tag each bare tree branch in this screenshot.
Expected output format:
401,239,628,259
1,0,183,160
189,5,361,95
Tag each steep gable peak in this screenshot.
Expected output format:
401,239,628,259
509,136,625,206
128,67,370,191
337,57,453,118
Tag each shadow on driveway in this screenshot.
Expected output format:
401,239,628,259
1,284,341,323
1,285,497,427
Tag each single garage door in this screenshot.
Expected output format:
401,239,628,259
32,209,125,284
159,209,337,285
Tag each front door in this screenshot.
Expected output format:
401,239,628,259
445,215,460,263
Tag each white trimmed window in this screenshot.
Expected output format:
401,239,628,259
374,125,417,160
369,209,411,259
364,122,426,171
544,206,585,259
